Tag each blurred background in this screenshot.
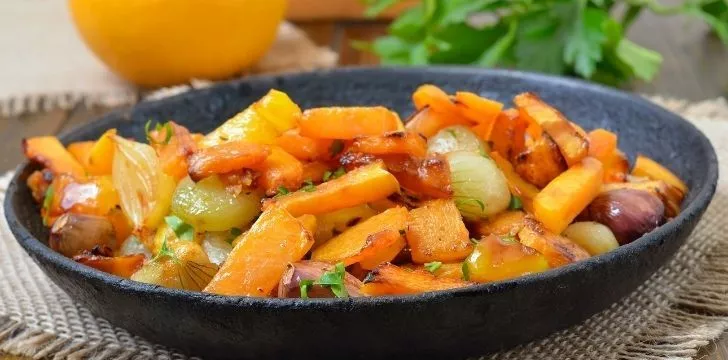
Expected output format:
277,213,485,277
0,0,726,169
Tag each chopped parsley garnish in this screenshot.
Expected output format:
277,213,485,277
274,186,290,198
424,261,442,274
299,262,349,299
153,237,176,262
41,186,54,226
299,279,314,299
329,140,344,157
508,196,523,210
164,215,195,241
323,167,346,181
322,170,333,182
144,120,173,145
461,262,471,281
301,179,316,192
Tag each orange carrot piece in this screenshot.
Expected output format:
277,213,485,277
631,155,687,202
204,207,314,297
405,107,471,138
311,207,408,267
406,199,472,263
515,93,589,167
533,157,604,234
23,136,86,179
301,161,331,183
299,107,402,139
518,216,590,268
276,128,334,161
381,155,453,199
490,152,540,200
264,162,400,216
454,91,503,124
360,263,472,296
357,231,407,270
587,129,617,163
187,141,270,181
480,109,527,159
603,150,629,183
74,253,145,278
252,146,304,195
350,131,427,157
151,122,198,180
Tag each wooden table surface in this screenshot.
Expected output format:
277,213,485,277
1,9,727,360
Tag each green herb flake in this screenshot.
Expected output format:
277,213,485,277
322,170,333,182
424,261,442,274
329,140,345,157
446,129,458,138
274,186,290,198
41,186,54,226
299,279,314,299
508,195,523,210
164,215,195,241
145,120,173,145
312,262,349,299
153,237,176,262
461,262,471,281
332,167,346,179
301,179,316,192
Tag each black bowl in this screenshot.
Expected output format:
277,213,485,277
4,67,718,359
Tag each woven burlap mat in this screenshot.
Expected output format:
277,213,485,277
0,97,725,359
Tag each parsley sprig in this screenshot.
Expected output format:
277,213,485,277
299,262,349,299
362,0,728,86
164,215,195,241
424,261,442,273
144,120,173,145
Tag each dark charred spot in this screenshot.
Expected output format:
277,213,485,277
346,217,362,227
384,131,406,139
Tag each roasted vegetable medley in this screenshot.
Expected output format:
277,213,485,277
22,85,688,298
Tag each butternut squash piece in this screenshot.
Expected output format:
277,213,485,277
631,155,687,203
204,207,314,297
357,231,407,270
533,157,604,234
74,253,145,278
67,141,95,169
513,134,567,188
311,207,407,266
587,129,617,164
382,154,452,199
86,129,117,176
406,199,472,263
412,84,459,114
476,109,519,156
454,91,503,124
405,107,470,138
264,162,400,216
301,161,331,183
490,152,540,200
518,216,590,267
276,128,333,161
314,204,378,245
360,263,472,296
350,131,427,157
252,146,304,195
603,150,629,183
515,93,589,167
23,136,86,179
299,107,402,139
187,141,270,181
472,210,526,238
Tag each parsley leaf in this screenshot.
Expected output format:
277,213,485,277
164,215,195,241
301,179,316,192
153,237,176,262
299,279,314,299
424,261,442,273
564,7,608,78
455,198,485,211
313,262,349,299
144,120,173,145
446,129,458,138
508,195,523,210
274,186,290,198
41,186,54,226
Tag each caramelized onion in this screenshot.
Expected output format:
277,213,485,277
278,261,364,298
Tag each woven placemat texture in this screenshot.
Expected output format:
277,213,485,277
0,98,726,359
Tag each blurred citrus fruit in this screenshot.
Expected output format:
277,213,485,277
68,0,286,87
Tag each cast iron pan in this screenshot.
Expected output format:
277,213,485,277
3,68,718,359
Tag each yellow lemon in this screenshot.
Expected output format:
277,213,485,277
68,0,286,87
